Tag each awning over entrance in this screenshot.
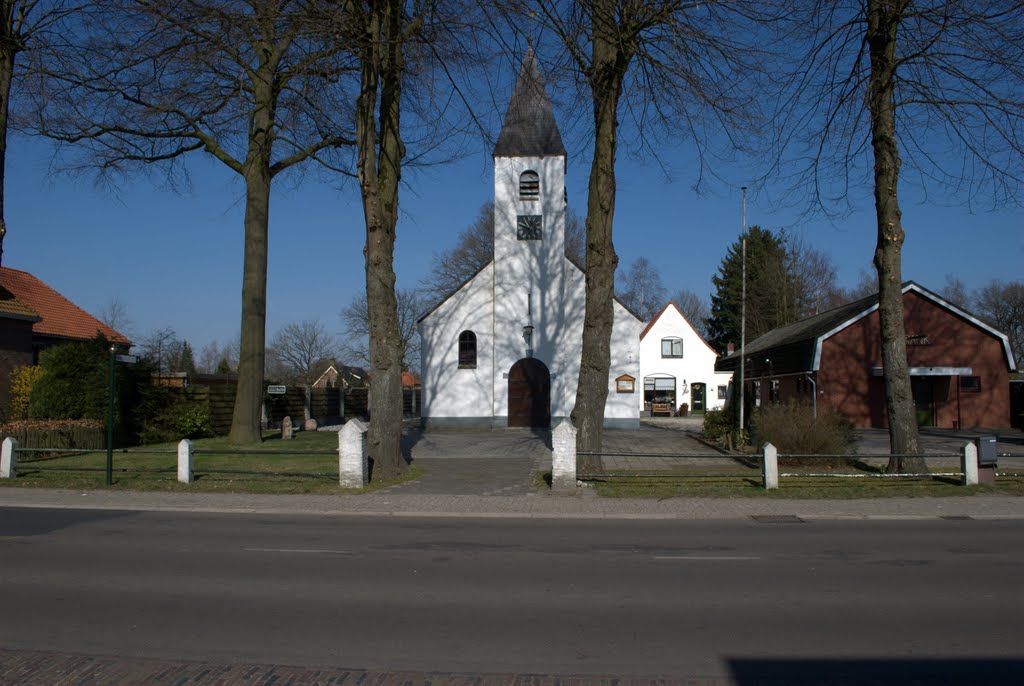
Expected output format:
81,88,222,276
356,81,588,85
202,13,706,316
870,367,973,376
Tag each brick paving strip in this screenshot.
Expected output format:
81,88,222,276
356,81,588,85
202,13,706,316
0,648,726,686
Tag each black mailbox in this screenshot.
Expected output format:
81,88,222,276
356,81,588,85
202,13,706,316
975,435,998,467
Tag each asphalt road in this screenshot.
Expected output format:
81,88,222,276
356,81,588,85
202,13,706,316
1,507,1022,681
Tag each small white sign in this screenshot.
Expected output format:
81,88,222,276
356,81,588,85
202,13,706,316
115,354,139,364
267,385,287,395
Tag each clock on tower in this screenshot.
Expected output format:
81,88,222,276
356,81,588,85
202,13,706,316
516,214,543,240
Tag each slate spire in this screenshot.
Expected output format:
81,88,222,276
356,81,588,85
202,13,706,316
493,49,566,157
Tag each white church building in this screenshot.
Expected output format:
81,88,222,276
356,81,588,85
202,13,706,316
418,52,643,429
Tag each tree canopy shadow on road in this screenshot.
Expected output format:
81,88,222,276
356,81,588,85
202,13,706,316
727,657,1024,685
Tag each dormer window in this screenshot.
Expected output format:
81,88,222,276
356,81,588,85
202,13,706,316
519,170,540,200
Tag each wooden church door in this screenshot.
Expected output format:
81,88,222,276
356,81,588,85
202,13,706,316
508,358,551,428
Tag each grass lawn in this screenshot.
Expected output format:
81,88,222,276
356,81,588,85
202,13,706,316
1,430,423,494
569,461,1024,498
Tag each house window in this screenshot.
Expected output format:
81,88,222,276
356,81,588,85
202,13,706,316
718,385,727,400
960,376,981,392
519,170,540,200
458,330,477,368
643,376,677,406
616,375,635,393
661,337,683,358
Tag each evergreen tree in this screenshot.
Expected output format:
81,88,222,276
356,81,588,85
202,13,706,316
706,226,800,354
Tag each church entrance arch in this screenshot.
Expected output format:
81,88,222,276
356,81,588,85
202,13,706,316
508,358,551,428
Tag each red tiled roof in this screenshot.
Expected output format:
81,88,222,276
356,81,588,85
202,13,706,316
0,283,41,321
0,267,131,345
401,371,420,388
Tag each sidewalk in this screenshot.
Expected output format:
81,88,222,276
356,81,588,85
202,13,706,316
3,485,1024,520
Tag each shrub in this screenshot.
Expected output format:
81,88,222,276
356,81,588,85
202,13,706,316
0,418,105,450
174,403,213,439
751,400,854,462
29,340,110,421
702,408,748,451
9,365,46,420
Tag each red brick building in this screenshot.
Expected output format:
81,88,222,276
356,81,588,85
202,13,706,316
716,282,1017,429
0,267,131,417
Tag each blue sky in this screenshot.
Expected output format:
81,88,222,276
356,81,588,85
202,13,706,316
6,122,1022,357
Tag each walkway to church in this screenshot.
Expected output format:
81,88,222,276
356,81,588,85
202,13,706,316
385,418,714,496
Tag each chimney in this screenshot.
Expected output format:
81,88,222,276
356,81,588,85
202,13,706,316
727,342,735,355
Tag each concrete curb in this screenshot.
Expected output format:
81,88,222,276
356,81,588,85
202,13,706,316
4,487,1024,521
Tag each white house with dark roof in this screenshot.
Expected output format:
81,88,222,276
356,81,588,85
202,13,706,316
639,302,733,416
417,52,642,429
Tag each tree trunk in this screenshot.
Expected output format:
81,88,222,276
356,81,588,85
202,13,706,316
866,0,924,473
228,162,271,444
227,46,278,445
0,37,15,267
572,0,628,470
356,0,405,481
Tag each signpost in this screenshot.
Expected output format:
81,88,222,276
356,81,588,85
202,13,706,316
106,349,138,485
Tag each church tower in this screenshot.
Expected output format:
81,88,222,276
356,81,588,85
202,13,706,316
489,49,565,372
491,50,568,426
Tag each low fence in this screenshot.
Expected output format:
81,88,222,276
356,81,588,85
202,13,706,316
0,421,373,488
554,418,1017,491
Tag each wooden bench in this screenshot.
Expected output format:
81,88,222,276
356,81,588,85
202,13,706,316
651,403,673,416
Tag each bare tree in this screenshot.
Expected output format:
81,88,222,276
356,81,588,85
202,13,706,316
138,327,179,374
974,280,1024,368
493,1,764,463
939,274,969,309
616,256,667,322
96,296,133,339
841,268,879,304
268,318,338,421
33,0,358,444
670,288,710,340
784,233,845,316
774,1,1024,472
197,338,238,374
1,0,80,265
340,289,423,374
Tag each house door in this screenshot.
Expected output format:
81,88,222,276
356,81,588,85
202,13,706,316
691,383,706,415
508,358,551,428
911,377,934,427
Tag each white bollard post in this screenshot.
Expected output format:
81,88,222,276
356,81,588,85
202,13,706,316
763,442,779,490
177,439,194,484
339,419,368,488
551,418,577,491
961,441,979,486
1,437,18,479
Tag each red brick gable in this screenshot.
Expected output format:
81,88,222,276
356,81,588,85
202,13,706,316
0,267,131,346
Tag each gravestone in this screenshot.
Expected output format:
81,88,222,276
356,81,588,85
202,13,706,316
282,415,294,440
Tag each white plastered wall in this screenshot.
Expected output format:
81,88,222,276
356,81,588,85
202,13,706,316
418,263,495,425
638,303,732,413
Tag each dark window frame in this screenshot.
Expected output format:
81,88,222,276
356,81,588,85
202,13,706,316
458,330,477,368
661,337,683,358
960,376,981,392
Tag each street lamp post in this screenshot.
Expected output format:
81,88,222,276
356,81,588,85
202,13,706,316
106,345,116,485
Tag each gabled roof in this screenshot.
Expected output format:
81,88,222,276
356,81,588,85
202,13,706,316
640,301,719,355
0,283,42,322
0,267,131,345
716,281,1017,375
493,49,566,158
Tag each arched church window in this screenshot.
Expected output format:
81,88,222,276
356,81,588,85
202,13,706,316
519,170,540,200
458,330,477,368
